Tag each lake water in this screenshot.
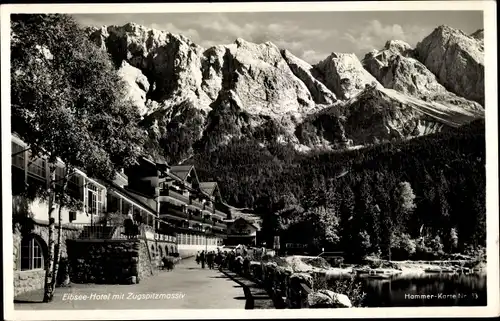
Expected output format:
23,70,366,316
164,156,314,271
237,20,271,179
326,273,487,307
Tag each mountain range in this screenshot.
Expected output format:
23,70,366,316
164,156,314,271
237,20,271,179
86,23,485,164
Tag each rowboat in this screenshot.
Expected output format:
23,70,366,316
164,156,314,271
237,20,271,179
356,268,402,278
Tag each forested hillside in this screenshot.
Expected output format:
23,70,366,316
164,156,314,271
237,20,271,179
192,120,486,260
84,20,486,261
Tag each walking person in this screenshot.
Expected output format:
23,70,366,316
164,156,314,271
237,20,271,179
200,250,206,269
215,251,222,270
196,251,200,265
207,251,215,270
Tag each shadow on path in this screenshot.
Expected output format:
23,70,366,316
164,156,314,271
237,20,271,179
15,258,247,310
220,269,276,310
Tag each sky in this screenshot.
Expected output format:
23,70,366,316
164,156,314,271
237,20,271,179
73,11,483,64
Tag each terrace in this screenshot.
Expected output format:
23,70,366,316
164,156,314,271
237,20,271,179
71,219,177,243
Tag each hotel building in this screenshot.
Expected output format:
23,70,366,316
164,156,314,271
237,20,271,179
11,134,230,295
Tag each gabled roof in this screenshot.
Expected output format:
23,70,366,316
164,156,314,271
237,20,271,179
106,179,156,214
169,165,198,183
232,216,260,230
199,182,221,197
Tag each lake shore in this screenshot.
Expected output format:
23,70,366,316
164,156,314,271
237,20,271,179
271,255,487,277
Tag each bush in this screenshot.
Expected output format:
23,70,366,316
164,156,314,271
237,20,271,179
162,256,177,270
305,257,331,269
413,236,446,260
99,212,125,226
390,233,417,260
171,252,180,258
312,274,366,307
261,255,289,267
327,276,366,307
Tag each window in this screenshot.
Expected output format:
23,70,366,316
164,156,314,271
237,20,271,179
12,142,25,169
87,184,97,215
98,188,105,214
69,211,77,222
123,201,131,216
27,152,46,180
21,237,44,270
86,183,103,216
55,166,65,186
107,193,121,213
12,166,26,196
68,174,82,200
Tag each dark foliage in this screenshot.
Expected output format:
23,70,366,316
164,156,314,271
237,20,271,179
193,120,485,258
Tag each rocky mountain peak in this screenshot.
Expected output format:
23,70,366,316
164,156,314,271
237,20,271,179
280,49,337,105
363,37,483,113
470,29,484,41
314,52,382,100
383,40,413,55
415,24,484,105
87,22,484,158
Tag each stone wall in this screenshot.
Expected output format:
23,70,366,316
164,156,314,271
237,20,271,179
139,240,155,281
227,256,352,309
14,270,46,297
13,221,82,296
31,222,82,257
67,239,141,284
151,241,177,258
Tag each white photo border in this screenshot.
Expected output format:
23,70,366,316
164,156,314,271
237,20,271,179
1,1,498,320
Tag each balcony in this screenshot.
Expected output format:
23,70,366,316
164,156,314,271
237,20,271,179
186,208,204,223
160,201,188,219
165,189,190,204
204,203,215,213
143,224,177,243
71,223,176,242
214,221,227,229
214,209,228,220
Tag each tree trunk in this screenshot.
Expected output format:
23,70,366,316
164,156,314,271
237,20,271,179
43,165,57,303
51,166,70,291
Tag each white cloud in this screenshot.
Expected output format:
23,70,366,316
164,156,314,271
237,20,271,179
189,14,336,47
301,49,329,64
343,19,430,53
150,22,200,42
272,39,304,52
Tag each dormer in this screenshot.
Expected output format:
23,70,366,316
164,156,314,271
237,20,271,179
113,169,128,188
199,182,222,204
169,165,199,190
